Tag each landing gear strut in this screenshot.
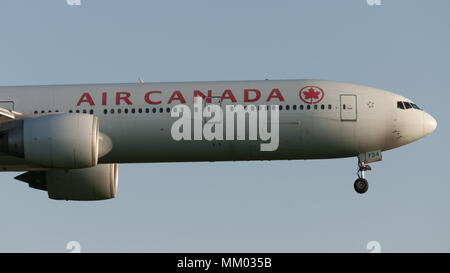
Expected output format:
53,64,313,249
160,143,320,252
354,162,371,194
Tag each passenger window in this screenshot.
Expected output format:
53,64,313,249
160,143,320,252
328,104,332,110
321,105,325,110
300,105,304,110
293,105,297,110
307,105,311,110
343,104,346,110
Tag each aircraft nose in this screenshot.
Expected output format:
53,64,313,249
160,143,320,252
423,112,437,136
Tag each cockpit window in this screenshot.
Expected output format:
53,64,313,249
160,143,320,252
411,103,421,110
397,101,422,110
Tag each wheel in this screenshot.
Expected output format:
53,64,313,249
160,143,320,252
354,178,369,194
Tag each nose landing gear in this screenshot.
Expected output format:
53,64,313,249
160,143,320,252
354,162,371,194
353,151,382,194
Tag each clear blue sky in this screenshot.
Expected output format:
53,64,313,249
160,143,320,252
0,0,448,252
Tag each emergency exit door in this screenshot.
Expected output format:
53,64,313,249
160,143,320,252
340,95,357,121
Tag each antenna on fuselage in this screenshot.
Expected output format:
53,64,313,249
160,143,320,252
138,77,144,84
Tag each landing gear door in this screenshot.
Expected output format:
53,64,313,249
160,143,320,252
340,95,357,121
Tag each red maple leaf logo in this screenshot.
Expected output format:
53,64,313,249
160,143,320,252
303,88,320,100
299,86,325,104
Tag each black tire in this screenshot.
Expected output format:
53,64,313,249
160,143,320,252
354,178,369,194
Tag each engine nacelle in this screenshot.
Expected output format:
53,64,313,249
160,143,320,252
15,163,119,201
0,113,99,168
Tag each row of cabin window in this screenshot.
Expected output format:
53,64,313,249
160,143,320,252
34,108,156,115
106,108,169,114
33,104,334,115
34,109,95,114
34,108,170,115
280,104,332,110
199,104,333,112
231,104,333,111
188,104,334,112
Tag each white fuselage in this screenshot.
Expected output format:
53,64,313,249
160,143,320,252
0,79,436,170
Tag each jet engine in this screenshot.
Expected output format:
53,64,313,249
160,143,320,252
15,163,119,201
0,113,99,169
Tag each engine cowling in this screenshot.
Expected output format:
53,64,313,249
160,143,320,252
15,163,119,201
0,113,99,169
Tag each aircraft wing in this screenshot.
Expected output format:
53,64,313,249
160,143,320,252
0,107,21,122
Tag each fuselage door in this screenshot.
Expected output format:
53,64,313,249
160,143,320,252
340,95,357,121
0,101,15,111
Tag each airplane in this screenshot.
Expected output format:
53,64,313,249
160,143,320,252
0,79,437,200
